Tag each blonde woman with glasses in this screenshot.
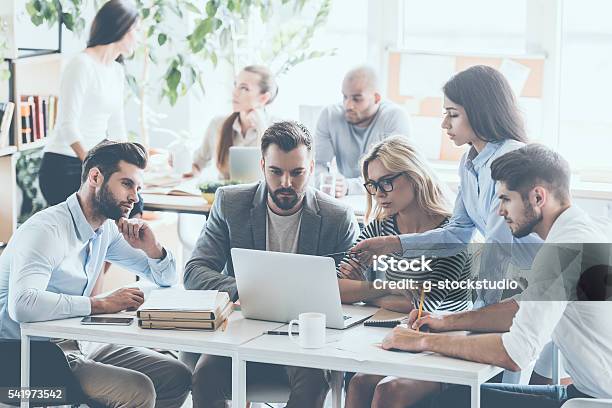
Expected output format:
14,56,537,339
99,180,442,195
339,135,472,408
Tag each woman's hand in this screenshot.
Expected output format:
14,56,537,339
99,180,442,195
338,257,367,280
351,236,402,265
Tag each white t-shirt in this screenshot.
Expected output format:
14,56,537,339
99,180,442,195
45,52,127,157
502,205,612,398
265,206,302,254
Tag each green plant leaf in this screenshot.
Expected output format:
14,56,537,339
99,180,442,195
205,0,217,17
184,2,201,14
62,12,75,31
158,33,167,46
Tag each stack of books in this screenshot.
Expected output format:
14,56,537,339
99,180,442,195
137,288,233,331
19,95,58,144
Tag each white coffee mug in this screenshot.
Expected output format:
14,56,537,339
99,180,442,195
288,312,326,349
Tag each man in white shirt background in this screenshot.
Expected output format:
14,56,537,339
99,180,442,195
380,144,612,407
0,141,191,408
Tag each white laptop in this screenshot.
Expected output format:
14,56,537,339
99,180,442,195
231,248,375,329
229,146,262,183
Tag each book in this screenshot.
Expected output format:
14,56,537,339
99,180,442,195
48,95,57,130
138,301,233,331
20,102,32,144
143,177,202,196
21,96,37,141
32,95,45,140
137,289,230,319
138,293,231,321
0,102,15,148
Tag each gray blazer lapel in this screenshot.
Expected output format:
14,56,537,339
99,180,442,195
250,182,267,250
298,189,321,255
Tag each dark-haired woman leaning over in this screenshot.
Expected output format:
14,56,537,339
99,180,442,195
353,65,543,309
39,0,143,217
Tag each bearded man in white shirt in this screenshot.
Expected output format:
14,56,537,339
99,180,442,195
381,144,612,407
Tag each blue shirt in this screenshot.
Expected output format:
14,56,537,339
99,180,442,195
0,193,176,340
399,140,542,306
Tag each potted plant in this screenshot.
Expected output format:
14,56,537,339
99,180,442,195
198,180,239,204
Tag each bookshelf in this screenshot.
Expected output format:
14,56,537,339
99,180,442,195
0,0,64,243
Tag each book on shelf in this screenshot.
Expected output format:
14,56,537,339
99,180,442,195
19,94,58,144
20,103,32,144
138,301,233,331
0,102,15,149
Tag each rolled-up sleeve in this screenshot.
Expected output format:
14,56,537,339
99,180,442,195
502,300,567,370
7,225,91,323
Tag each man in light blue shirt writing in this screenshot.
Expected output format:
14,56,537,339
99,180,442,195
0,141,191,407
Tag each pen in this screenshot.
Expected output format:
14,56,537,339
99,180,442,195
265,330,299,335
416,288,425,332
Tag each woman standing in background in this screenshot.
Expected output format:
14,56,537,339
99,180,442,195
186,65,278,179
39,0,144,216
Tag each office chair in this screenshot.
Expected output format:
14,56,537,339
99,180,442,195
0,340,95,407
177,213,207,266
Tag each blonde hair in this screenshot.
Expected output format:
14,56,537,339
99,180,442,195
361,135,452,222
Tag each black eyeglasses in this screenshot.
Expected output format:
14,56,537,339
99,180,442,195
363,173,404,195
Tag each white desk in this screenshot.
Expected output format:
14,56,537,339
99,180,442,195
236,324,503,408
20,314,503,408
141,192,367,220
19,311,283,408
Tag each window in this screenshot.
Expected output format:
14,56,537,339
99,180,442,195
400,0,526,55
559,0,612,170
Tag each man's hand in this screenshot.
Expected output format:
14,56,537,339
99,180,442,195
90,287,145,314
404,309,450,332
351,236,402,265
338,257,367,280
335,175,348,198
116,217,164,259
382,326,429,352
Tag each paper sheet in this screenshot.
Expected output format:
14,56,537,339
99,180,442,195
499,59,530,97
399,54,455,97
139,288,219,311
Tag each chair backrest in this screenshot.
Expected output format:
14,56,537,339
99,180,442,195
1,340,89,406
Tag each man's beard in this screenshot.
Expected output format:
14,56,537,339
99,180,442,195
511,202,542,238
269,186,300,211
94,182,131,221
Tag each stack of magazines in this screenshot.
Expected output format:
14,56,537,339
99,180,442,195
137,288,232,331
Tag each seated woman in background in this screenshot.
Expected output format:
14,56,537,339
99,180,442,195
339,135,473,408
186,65,278,179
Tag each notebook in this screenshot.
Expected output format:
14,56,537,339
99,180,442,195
137,289,230,321
138,301,233,330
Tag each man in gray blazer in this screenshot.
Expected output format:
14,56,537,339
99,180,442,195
184,121,359,408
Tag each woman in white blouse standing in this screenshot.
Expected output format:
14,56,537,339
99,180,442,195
186,65,278,179
39,0,141,213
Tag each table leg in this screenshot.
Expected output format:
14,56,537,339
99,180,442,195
470,382,480,408
552,343,560,385
232,355,246,408
330,371,343,408
20,334,30,408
